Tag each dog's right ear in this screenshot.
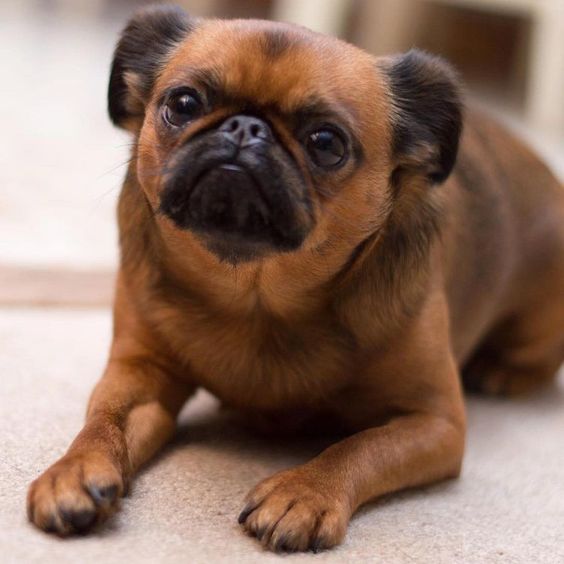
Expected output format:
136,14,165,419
108,4,194,131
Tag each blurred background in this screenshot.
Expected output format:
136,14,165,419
1,0,563,306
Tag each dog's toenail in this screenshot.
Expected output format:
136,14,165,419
237,503,254,524
88,484,118,505
60,508,97,532
275,535,291,552
311,538,323,553
44,517,57,533
255,526,267,541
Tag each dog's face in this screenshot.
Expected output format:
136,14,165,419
109,6,461,264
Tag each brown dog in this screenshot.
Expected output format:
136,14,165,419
27,5,564,552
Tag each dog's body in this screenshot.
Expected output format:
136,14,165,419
28,6,564,552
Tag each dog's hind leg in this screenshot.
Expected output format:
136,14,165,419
463,296,564,396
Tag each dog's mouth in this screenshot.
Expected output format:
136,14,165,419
158,141,314,263
184,163,271,237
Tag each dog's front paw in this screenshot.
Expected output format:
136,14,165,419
27,452,124,536
238,466,350,552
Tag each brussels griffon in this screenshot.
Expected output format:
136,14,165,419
28,4,564,552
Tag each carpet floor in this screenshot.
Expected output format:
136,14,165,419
1,308,563,564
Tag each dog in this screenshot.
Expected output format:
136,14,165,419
27,4,564,552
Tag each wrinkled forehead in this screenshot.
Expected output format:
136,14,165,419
158,19,389,131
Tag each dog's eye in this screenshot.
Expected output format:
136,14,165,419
163,91,202,127
306,128,347,168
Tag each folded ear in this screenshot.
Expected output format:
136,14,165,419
384,49,463,184
108,4,194,130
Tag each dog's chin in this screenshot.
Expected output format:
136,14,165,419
196,233,283,265
159,163,310,264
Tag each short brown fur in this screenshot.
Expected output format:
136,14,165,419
28,9,564,552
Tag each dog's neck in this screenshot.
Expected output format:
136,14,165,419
151,220,363,319
117,173,324,318
118,168,441,339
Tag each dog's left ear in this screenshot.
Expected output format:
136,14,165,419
383,49,463,184
108,4,195,130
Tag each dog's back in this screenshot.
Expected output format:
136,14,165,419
445,110,564,393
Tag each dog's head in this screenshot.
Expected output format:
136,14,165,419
109,5,462,264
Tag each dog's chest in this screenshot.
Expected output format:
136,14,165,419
159,305,354,409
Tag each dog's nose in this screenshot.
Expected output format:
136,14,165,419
219,115,273,147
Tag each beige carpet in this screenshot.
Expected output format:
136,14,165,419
1,308,563,563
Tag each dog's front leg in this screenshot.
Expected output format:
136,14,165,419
239,297,466,552
27,345,194,535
